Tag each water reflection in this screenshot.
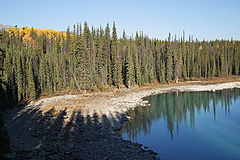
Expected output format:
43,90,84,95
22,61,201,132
118,89,240,140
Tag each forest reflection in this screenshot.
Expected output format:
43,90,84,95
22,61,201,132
118,89,240,140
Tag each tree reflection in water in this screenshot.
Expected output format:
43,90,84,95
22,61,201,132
118,88,240,140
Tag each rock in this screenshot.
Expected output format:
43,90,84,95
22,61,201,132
148,150,158,155
112,123,122,131
64,151,72,155
103,138,108,142
45,148,52,152
4,153,17,159
48,154,59,160
140,100,149,106
153,151,158,155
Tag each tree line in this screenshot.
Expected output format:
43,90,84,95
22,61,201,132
0,22,239,104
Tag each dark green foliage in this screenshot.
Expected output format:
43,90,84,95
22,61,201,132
111,22,122,88
0,23,239,104
16,54,23,101
160,59,166,83
27,57,36,100
166,33,173,82
133,41,141,85
104,23,112,86
125,40,134,88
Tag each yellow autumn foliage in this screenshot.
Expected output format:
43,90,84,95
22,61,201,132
13,26,19,35
7,27,14,36
19,26,31,38
22,34,32,46
5,25,68,48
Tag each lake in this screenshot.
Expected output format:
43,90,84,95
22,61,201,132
117,88,240,160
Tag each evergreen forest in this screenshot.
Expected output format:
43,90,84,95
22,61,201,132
0,22,239,104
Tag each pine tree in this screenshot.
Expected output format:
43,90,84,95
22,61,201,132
148,49,154,83
197,41,202,77
2,49,12,102
160,59,166,83
133,42,141,85
83,22,93,89
111,22,122,88
181,32,187,79
125,41,134,88
95,29,104,88
155,42,161,83
16,54,23,102
55,60,62,91
166,33,173,82
173,35,179,83
211,43,217,77
220,42,225,76
104,23,112,86
234,42,239,75
27,58,36,100
143,64,149,83
74,33,85,89
66,27,71,56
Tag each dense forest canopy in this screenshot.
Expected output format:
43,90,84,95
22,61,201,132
0,22,239,104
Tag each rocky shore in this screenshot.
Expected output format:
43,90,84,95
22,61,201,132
4,104,158,160
3,80,240,159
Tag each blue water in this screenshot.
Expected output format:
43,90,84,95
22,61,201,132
118,89,240,160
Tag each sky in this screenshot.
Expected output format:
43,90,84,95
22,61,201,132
0,0,239,40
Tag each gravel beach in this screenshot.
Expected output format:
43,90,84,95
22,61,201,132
3,80,240,159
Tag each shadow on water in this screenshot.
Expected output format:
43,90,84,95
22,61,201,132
2,100,158,159
117,88,240,140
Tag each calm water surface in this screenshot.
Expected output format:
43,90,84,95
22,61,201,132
118,89,240,160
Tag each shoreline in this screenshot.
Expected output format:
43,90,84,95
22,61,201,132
34,80,240,117
3,80,240,159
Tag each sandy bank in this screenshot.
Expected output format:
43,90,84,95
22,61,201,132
34,81,240,128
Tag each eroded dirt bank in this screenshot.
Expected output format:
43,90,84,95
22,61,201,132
3,78,240,159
